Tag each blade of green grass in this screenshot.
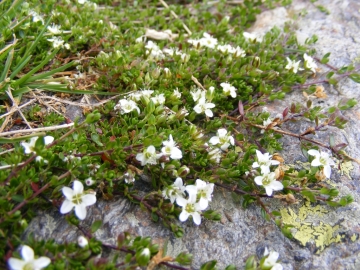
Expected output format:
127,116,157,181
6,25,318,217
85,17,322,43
0,47,14,83
9,55,32,80
24,61,75,83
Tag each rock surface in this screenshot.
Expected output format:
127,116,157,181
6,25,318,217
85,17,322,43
26,0,360,269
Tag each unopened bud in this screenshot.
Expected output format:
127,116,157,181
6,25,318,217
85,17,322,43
163,67,171,78
136,248,150,266
252,56,261,68
286,193,297,204
151,67,161,79
177,165,190,177
77,236,89,248
85,177,95,186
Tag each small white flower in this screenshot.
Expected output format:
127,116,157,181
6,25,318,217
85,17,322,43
208,147,222,163
194,179,214,209
161,135,182,160
263,248,283,270
136,145,162,166
47,37,65,49
21,136,54,154
47,24,62,35
285,57,303,74
114,99,140,114
191,89,206,102
252,150,280,174
233,46,246,58
135,36,145,43
188,38,203,48
304,53,318,73
162,177,186,203
151,94,165,105
145,41,164,60
193,97,215,117
209,128,235,151
29,10,44,24
8,245,51,270
172,88,181,99
60,180,97,220
176,193,207,225
220,82,237,98
308,149,335,178
78,0,88,4
254,172,283,196
243,32,262,42
200,32,218,49
77,236,88,248
217,44,235,55
85,177,95,186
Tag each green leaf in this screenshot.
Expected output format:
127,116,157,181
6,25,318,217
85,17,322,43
301,190,316,202
91,220,102,233
200,260,217,270
91,133,104,146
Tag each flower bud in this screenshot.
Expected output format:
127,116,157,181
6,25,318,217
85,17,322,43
136,248,150,266
163,67,171,78
252,56,261,68
85,177,95,186
177,165,190,177
315,169,326,181
286,193,297,204
151,67,161,79
145,72,152,84
77,236,89,248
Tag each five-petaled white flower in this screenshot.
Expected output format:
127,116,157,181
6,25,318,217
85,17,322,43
285,57,303,74
303,53,318,73
21,136,54,154
220,82,237,98
176,193,207,225
161,135,182,160
217,44,235,55
209,128,235,151
8,245,51,270
201,33,218,48
252,150,280,174
193,97,215,117
151,94,165,105
254,172,283,196
114,99,140,114
262,247,283,270
208,147,223,163
60,180,97,220
243,31,262,43
136,145,162,166
47,24,62,35
191,89,205,102
308,149,335,178
162,177,186,204
192,179,214,209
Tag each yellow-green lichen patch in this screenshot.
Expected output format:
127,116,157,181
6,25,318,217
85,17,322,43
280,201,342,253
338,160,354,179
351,233,358,242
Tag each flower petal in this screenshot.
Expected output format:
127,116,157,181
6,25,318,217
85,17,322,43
62,187,74,200
73,180,84,194
254,176,263,186
175,197,187,207
270,181,284,191
265,187,273,196
21,245,34,261
60,199,74,214
44,136,54,145
75,204,87,220
198,198,208,210
82,194,97,206
179,211,189,222
209,136,220,145
311,159,322,167
34,257,51,268
323,166,331,178
7,258,26,270
192,212,201,225
308,149,320,157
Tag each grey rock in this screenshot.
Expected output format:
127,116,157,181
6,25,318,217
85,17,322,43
25,0,360,269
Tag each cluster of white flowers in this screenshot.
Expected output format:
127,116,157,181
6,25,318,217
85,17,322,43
21,136,54,163
163,47,190,63
285,54,317,74
162,178,214,225
114,98,140,114
191,88,215,117
145,40,165,60
47,24,62,35
217,44,246,58
136,135,183,166
8,245,50,270
209,128,235,151
308,149,335,178
47,37,70,50
252,150,283,196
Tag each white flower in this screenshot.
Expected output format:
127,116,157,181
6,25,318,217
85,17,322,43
85,177,95,186
220,82,237,98
136,145,162,166
172,88,181,99
29,10,44,24
124,171,135,184
187,38,203,48
145,41,164,60
135,36,145,43
194,179,214,209
308,149,335,178
193,97,215,117
151,94,165,105
200,33,218,49
243,31,262,42
252,150,280,174
176,193,207,225
161,135,182,160
190,88,205,102
208,147,223,163
8,245,51,270
60,180,97,220
47,24,62,35
21,136,54,154
114,99,140,114
78,0,88,4
304,53,318,73
285,57,303,74
217,44,235,55
209,128,235,151
254,172,283,196
233,46,246,58
47,37,65,49
162,177,186,203
77,236,88,248
263,248,283,270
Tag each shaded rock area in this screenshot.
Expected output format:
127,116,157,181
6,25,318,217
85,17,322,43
25,0,360,269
